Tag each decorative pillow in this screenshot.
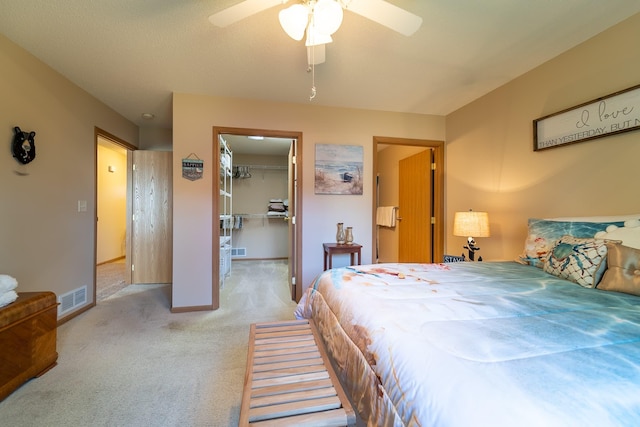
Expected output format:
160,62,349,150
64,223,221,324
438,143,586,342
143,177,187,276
543,236,616,288
517,218,626,268
597,243,640,296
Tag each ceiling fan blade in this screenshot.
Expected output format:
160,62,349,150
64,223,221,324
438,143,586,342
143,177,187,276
208,0,287,28
345,0,422,36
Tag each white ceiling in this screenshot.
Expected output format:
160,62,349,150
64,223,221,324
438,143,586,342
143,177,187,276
2,0,639,137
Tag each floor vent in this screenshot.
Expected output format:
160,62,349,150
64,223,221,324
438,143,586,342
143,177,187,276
232,247,247,258
58,286,88,316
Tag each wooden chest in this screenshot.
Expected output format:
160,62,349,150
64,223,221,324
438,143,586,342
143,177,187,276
0,292,58,401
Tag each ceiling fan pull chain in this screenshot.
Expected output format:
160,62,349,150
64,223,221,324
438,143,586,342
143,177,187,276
309,45,317,100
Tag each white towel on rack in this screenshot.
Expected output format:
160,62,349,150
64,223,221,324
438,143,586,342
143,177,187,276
376,206,397,227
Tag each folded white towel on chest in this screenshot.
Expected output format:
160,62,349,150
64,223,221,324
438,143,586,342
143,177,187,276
0,274,18,294
0,290,18,308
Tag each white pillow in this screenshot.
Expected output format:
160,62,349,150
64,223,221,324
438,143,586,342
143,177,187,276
594,219,640,250
546,214,640,223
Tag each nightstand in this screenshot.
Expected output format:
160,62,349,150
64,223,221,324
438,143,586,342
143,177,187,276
323,243,362,270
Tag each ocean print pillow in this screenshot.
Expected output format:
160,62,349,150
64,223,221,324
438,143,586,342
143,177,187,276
517,218,626,268
543,236,614,288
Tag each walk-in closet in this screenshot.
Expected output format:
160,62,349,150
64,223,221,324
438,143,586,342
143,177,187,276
219,134,293,297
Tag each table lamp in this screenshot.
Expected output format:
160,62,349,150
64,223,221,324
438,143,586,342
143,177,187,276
453,210,490,261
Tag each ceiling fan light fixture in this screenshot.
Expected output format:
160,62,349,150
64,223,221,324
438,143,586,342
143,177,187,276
307,45,326,65
312,0,343,36
305,22,333,47
279,4,309,41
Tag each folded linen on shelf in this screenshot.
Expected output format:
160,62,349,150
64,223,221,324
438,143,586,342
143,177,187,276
376,206,397,227
267,211,288,216
268,202,286,212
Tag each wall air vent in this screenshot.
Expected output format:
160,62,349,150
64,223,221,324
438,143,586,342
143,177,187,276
58,286,88,316
231,247,247,258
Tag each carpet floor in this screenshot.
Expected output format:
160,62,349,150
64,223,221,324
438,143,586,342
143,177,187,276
0,260,298,426
96,259,127,302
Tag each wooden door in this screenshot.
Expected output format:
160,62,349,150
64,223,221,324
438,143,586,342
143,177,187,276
398,150,433,262
130,151,173,283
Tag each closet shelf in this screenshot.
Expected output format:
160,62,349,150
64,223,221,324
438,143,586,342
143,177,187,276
235,164,287,171
235,213,287,218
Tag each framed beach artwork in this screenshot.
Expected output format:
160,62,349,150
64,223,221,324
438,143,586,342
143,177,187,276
315,144,363,195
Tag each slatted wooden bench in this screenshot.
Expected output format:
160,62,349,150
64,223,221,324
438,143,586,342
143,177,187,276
239,319,356,426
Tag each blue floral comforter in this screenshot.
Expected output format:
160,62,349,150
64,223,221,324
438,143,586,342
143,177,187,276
296,262,640,426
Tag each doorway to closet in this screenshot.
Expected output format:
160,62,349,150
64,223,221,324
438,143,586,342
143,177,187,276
213,127,302,311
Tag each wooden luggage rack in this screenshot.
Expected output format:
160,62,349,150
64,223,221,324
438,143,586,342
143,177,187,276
239,319,356,426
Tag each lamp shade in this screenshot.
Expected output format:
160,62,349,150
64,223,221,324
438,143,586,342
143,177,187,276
453,211,490,238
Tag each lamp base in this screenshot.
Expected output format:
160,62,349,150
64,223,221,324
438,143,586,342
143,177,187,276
463,237,482,262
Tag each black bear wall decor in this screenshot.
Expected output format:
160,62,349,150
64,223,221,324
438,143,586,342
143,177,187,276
12,126,36,164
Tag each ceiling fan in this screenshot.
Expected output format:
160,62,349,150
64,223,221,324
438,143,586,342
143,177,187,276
208,0,423,65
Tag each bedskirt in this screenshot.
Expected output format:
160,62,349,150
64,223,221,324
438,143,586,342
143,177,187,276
303,289,402,426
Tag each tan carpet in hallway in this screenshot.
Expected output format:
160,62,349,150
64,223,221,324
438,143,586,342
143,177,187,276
96,258,127,302
0,260,298,426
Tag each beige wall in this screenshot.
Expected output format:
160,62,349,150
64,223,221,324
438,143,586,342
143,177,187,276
445,13,640,262
232,153,289,260
0,34,138,319
139,126,172,150
172,95,445,308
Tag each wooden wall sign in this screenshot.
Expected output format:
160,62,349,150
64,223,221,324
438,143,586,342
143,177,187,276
533,84,640,151
182,153,203,181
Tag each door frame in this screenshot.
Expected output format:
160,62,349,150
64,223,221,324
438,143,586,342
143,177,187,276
94,127,136,305
212,126,304,309
372,136,444,264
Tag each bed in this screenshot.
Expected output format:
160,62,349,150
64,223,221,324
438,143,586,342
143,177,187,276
295,216,640,426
